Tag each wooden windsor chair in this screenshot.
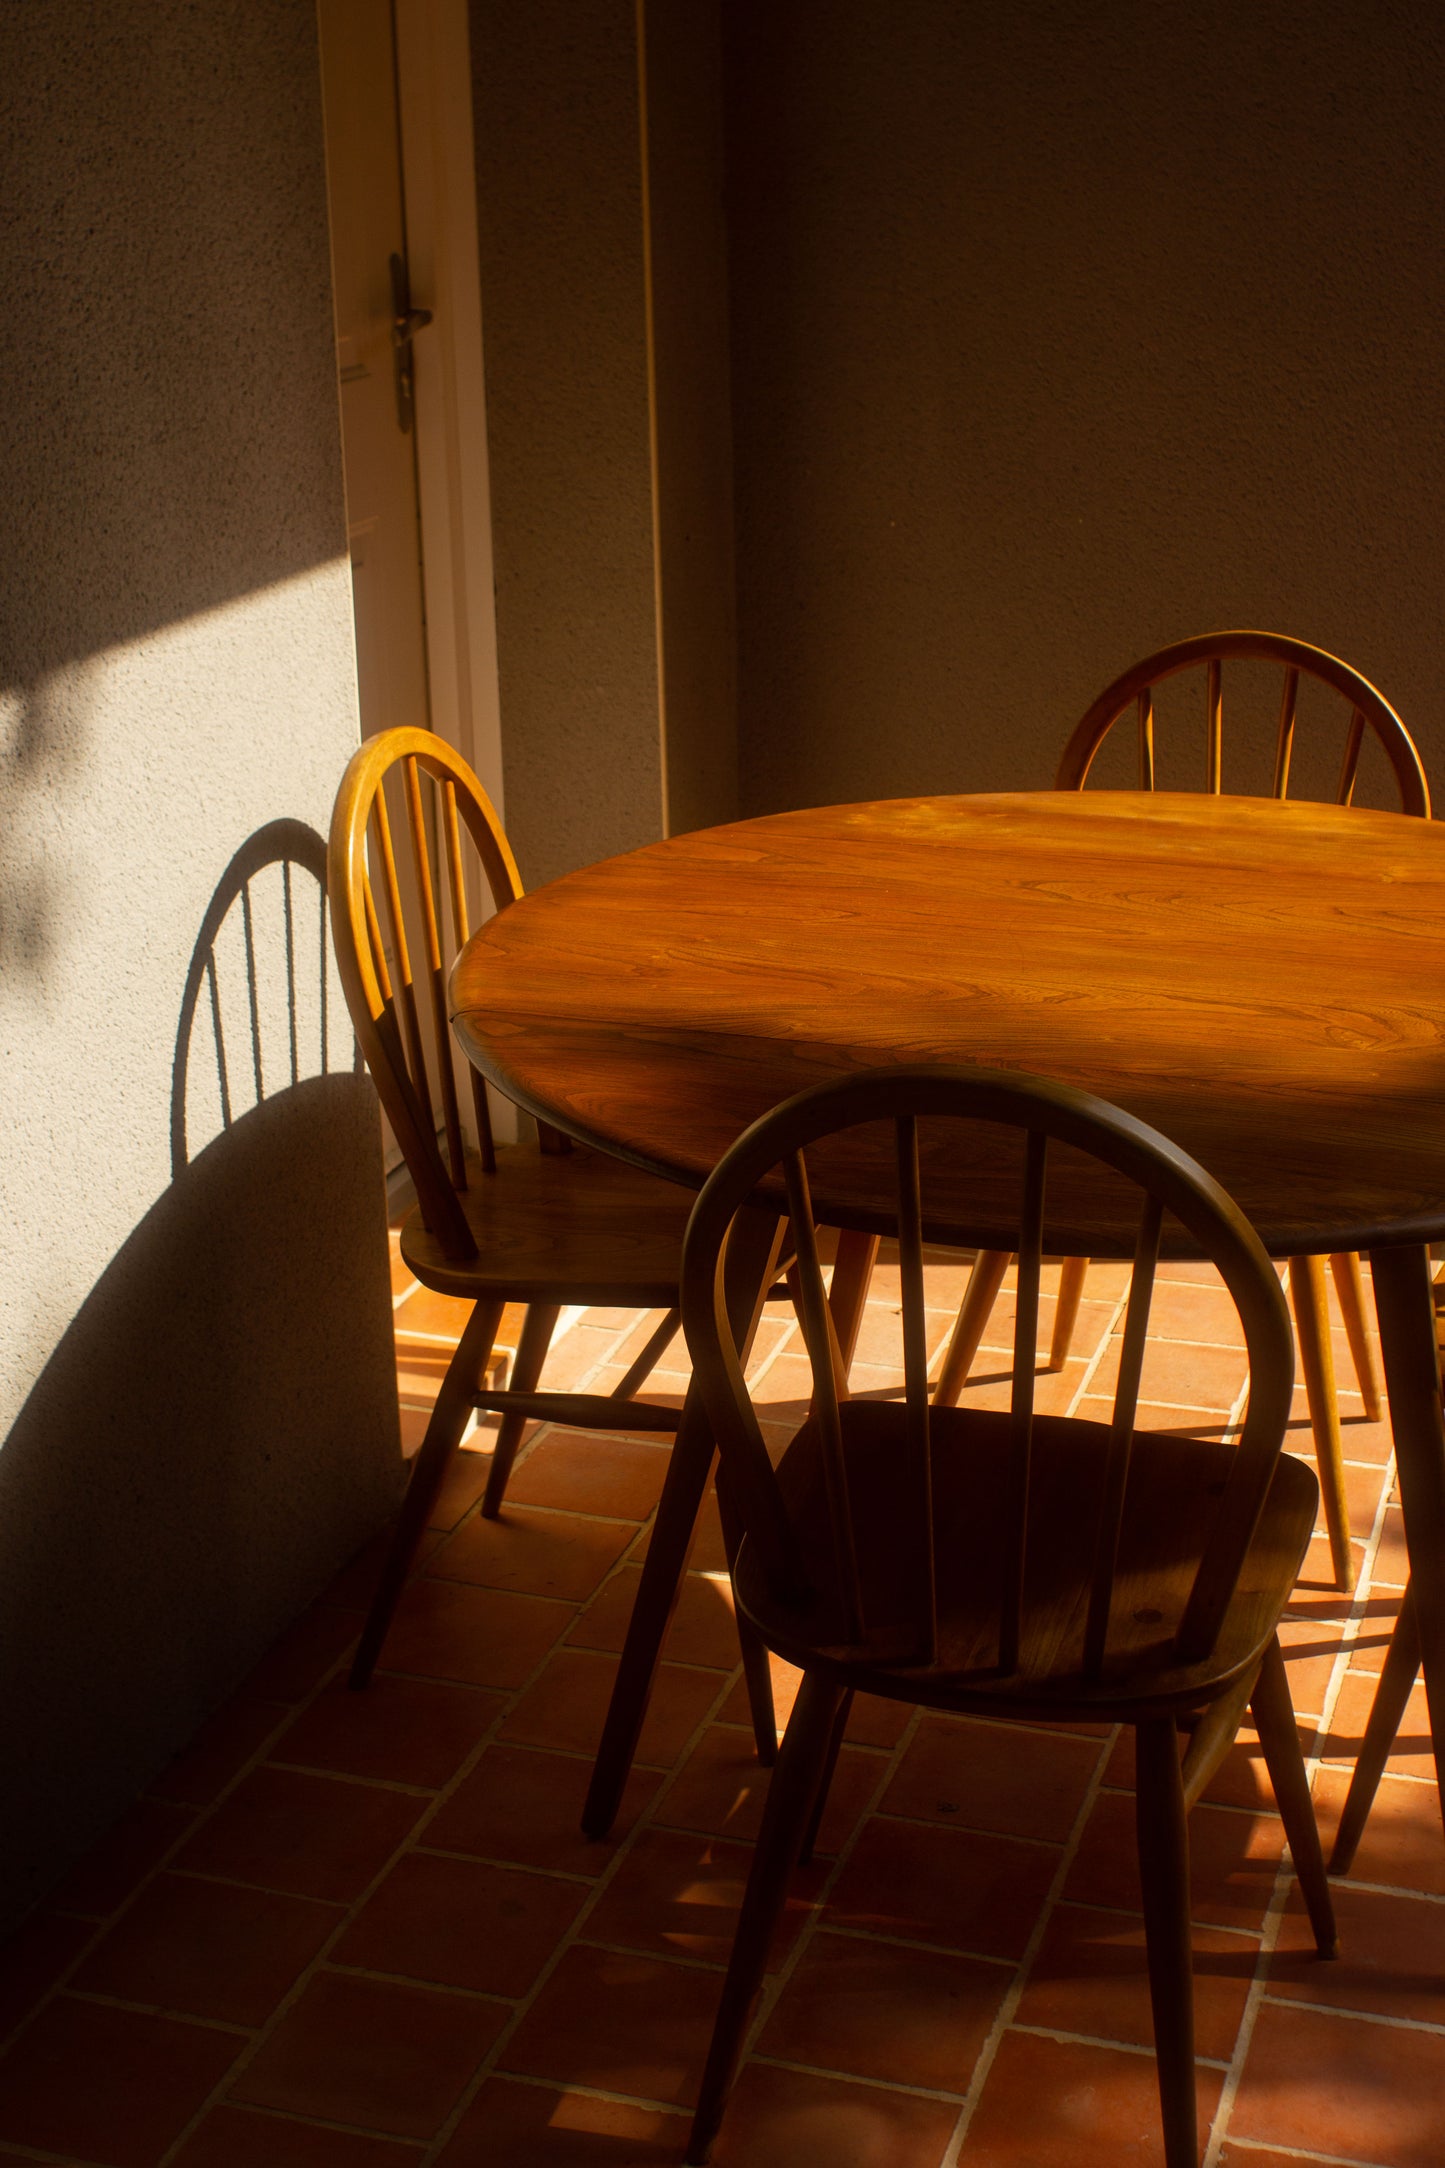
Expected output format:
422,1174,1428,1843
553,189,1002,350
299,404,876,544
678,1064,1335,2168
935,631,1431,1594
330,728,735,1698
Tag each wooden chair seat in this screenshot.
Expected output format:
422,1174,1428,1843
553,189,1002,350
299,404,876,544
399,1141,693,1305
736,1400,1319,1719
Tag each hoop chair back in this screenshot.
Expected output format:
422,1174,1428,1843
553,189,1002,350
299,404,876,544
329,727,523,1263
682,1066,1294,1690
1054,630,1430,816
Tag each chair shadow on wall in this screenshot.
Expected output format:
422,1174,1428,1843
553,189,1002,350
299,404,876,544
170,817,361,1175
0,820,399,1932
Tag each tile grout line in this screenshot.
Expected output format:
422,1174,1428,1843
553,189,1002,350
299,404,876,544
144,1300,679,2164
1253,1990,1445,2037
1216,2143,1431,2168
545,1299,803,1674
1,1276,1416,2166
417,1650,758,2162
726,1703,930,2080
411,1286,809,2158
416,1259,982,2147
1200,1428,1399,2168
940,1346,1239,2168
707,1270,1133,2116
4,1613,433,2167
1006,2018,1229,2068
0,1686,309,2058
1062,1278,1136,1418
938,1718,1120,2168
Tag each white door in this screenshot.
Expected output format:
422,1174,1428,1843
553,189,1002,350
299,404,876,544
316,0,432,742
316,0,509,1170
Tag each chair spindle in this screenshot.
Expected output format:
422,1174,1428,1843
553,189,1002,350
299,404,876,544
403,756,467,1186
362,875,393,1006
440,778,470,949
1083,1194,1164,1677
1336,708,1366,807
1206,659,1222,793
370,788,429,1110
894,1114,937,1663
1001,1130,1048,1673
1272,667,1300,799
1138,688,1156,789
783,1151,863,1643
440,776,496,1172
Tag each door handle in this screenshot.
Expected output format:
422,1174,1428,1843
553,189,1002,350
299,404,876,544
389,252,432,433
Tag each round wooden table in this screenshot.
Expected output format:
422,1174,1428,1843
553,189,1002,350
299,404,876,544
451,790,1445,1845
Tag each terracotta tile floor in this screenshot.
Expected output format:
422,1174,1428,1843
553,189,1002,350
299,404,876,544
2,1237,1441,2166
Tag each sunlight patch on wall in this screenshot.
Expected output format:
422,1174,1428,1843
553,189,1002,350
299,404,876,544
0,556,360,1434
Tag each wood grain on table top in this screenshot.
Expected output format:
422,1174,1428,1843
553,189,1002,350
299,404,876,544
450,792,1445,1258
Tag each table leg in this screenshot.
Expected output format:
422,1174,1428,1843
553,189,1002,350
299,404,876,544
1337,1245,1445,1860
714,1465,779,1769
1330,1584,1420,1874
582,1208,785,1840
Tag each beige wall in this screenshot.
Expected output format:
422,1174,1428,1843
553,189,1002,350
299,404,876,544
471,0,663,888
0,1,399,1925
470,0,738,887
723,1,1445,813
644,0,740,841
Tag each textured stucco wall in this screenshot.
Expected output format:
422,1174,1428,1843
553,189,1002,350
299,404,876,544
644,0,740,839
468,2,740,874
471,0,664,888
0,2,399,1925
724,0,1445,814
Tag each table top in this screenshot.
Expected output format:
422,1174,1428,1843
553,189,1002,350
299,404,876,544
450,791,1445,1259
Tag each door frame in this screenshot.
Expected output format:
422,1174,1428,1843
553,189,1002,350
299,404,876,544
393,0,504,821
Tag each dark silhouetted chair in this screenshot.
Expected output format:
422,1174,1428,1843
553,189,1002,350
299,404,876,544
936,632,1431,1593
678,1063,1335,2168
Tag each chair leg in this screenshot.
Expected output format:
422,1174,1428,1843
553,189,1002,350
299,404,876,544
1330,1251,1382,1421
1330,1582,1420,1875
687,1672,845,2166
350,1296,505,1690
934,1248,1011,1406
584,1207,786,1840
714,1469,778,1768
609,1305,682,1401
1250,1635,1337,1954
481,1302,561,1518
583,1382,717,1837
798,1688,854,1864
1134,1716,1198,2168
827,1229,881,1376
1289,1254,1355,1592
1048,1254,1090,1369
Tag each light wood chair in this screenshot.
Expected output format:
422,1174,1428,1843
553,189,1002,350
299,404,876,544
678,1064,1335,2168
330,729,734,1699
937,632,1430,1592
